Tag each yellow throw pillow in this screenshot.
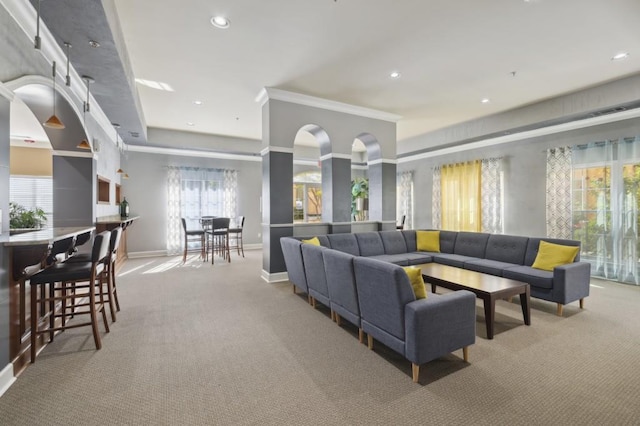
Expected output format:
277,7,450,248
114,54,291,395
403,266,427,299
531,240,579,271
416,230,440,253
301,236,321,246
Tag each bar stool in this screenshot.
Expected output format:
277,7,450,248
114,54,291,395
28,231,111,363
228,216,245,257
207,217,230,264
106,227,123,319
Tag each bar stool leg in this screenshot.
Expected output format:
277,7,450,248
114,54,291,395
30,283,38,363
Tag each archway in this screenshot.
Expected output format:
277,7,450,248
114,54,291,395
293,124,329,223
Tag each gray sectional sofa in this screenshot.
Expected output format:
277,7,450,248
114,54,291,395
282,230,591,317
281,234,477,382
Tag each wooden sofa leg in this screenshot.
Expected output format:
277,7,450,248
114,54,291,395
463,346,469,362
358,329,364,343
292,285,296,294
335,313,341,326
557,303,564,317
310,297,316,309
412,363,420,383
580,298,585,309
367,335,373,350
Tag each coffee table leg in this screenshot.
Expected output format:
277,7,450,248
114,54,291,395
483,296,495,339
520,286,531,326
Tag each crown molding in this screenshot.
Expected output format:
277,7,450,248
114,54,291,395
368,158,397,165
260,146,294,156
256,87,402,123
51,150,95,158
128,144,261,162
397,107,640,164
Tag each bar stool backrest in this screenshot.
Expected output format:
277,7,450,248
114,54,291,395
109,227,123,256
48,236,75,265
92,231,112,264
212,217,230,231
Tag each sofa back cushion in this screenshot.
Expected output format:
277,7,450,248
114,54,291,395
524,237,581,266
484,234,529,265
280,237,308,292
353,257,415,341
401,230,417,252
323,249,360,316
454,232,490,258
326,233,360,256
301,243,330,298
379,230,408,255
355,232,385,256
439,230,458,254
295,235,330,247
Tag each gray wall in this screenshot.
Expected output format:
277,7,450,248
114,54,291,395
123,150,262,255
0,96,10,366
398,117,640,237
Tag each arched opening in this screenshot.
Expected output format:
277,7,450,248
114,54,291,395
8,77,93,230
292,124,330,223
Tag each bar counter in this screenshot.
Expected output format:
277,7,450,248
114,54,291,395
95,215,139,271
2,226,95,374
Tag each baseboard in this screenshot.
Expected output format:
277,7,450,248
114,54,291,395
261,270,289,283
128,250,168,259
0,363,16,398
243,243,262,250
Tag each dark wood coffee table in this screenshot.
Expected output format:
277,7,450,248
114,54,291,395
414,263,531,339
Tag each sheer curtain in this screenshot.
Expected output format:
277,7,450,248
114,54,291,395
167,166,238,255
481,158,504,234
440,160,481,231
546,147,573,239
397,171,414,229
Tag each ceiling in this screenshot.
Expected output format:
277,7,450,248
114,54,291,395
24,0,640,150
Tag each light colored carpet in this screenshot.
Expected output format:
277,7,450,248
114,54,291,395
1,250,639,425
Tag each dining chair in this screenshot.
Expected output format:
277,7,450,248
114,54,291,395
181,218,206,263
207,217,231,264
228,216,245,257
396,215,406,230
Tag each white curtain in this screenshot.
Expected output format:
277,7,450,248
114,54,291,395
432,167,441,229
167,167,182,254
167,166,238,255
546,147,573,239
397,171,414,229
481,158,503,234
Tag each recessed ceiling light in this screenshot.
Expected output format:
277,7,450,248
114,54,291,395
481,98,490,104
211,16,230,29
611,52,629,61
88,40,100,48
194,100,203,105
187,122,195,126
389,71,401,79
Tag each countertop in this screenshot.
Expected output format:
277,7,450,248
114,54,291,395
1,226,96,247
95,215,140,225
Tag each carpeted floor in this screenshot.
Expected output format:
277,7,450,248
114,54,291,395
1,250,639,425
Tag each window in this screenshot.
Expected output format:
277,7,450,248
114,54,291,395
10,175,53,227
293,171,322,223
166,166,238,255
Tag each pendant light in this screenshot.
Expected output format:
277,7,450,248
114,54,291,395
64,42,72,86
82,75,94,113
43,61,65,129
113,123,125,174
34,0,41,49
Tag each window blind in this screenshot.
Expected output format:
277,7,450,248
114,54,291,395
10,175,54,227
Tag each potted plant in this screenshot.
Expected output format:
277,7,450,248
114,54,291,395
9,202,47,234
351,178,369,221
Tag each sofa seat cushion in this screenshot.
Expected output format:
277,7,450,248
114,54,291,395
464,259,516,276
405,252,433,265
432,253,479,268
368,254,410,266
502,265,553,290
